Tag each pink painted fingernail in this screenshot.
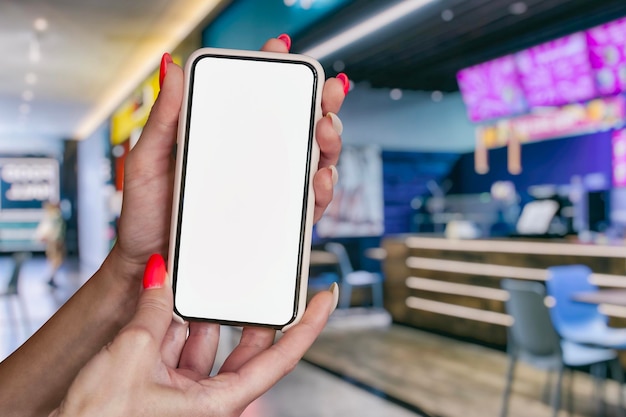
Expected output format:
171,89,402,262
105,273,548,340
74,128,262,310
143,254,167,289
336,73,350,95
277,34,292,51
159,53,173,89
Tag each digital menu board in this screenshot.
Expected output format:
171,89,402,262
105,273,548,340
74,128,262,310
515,32,596,107
587,17,626,96
456,55,527,122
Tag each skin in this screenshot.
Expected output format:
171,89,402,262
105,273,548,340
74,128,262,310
49,264,338,417
0,37,345,417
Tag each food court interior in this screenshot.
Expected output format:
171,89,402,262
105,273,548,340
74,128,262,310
4,0,626,416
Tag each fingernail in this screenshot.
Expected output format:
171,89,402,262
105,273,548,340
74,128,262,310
143,254,167,289
329,165,339,185
277,33,292,51
336,73,350,95
159,52,173,89
326,112,343,135
328,282,339,315
172,312,186,325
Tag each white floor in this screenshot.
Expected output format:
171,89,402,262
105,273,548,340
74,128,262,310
0,254,422,417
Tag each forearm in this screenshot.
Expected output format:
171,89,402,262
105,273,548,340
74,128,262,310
0,246,141,417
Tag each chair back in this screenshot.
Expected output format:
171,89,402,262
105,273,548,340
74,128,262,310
324,242,354,276
6,252,30,295
545,265,606,333
501,279,562,360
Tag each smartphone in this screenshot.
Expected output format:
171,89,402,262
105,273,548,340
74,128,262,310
168,48,324,331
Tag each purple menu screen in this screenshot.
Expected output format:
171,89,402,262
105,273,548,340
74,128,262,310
515,32,596,107
456,55,527,122
587,17,626,96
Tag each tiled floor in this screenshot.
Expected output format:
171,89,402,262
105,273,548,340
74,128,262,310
0,254,422,417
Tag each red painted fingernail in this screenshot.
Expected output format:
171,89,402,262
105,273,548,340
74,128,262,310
277,33,291,51
159,53,173,89
336,73,350,95
143,254,167,289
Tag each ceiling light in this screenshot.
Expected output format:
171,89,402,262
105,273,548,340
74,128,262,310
302,0,438,60
333,60,345,72
284,0,297,6
22,90,34,101
509,2,527,15
431,90,443,102
441,9,454,22
390,88,403,100
34,18,48,32
301,0,314,9
25,73,37,85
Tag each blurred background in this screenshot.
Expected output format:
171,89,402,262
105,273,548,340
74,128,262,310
4,0,626,416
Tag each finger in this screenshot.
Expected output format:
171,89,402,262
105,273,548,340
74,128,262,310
313,167,335,223
160,319,189,368
178,322,220,377
126,59,184,174
316,113,342,169
124,254,173,347
229,286,338,404
261,36,290,53
218,326,276,374
321,76,348,116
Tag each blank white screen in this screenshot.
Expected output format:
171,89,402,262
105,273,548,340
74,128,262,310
174,55,316,326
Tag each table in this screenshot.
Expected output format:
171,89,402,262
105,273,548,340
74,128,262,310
572,290,626,307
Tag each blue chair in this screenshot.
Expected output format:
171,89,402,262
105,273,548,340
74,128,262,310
501,279,623,417
546,265,626,349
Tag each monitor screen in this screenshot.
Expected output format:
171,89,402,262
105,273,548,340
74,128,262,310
587,17,626,96
457,55,527,122
515,32,596,107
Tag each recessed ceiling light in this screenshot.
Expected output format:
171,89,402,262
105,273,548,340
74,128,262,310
333,60,346,72
25,73,37,85
22,90,34,101
34,17,48,32
509,2,527,15
441,9,454,22
390,88,403,100
301,0,313,9
431,90,443,102
283,0,296,6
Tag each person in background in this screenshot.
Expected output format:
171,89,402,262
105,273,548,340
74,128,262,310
0,34,347,417
34,200,66,288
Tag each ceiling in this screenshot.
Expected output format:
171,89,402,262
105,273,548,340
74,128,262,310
0,0,228,143
3,0,626,144
294,0,626,92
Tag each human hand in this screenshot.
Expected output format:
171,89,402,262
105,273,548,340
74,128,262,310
111,34,346,284
50,254,338,417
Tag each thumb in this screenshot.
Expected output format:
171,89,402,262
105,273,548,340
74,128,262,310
127,254,174,344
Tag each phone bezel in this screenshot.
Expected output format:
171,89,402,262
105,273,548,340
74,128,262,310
168,48,324,330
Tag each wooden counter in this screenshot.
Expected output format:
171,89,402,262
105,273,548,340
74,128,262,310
381,235,626,347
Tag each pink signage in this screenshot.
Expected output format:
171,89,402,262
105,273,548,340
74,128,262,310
456,55,527,122
587,17,626,96
478,96,626,148
613,129,626,187
515,32,596,107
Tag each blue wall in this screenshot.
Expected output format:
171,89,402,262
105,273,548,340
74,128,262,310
447,131,613,197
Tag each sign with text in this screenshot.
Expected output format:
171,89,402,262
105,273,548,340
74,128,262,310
0,157,60,212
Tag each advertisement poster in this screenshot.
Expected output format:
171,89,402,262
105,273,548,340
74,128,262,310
316,145,384,238
587,17,626,96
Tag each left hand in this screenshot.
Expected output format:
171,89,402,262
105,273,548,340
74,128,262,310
49,254,338,417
